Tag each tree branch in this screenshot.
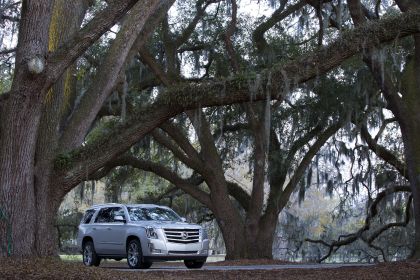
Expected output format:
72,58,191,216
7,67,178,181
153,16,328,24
252,0,307,54
47,0,141,83
226,181,250,211
306,185,412,262
151,128,204,173
178,43,211,53
59,0,173,152
90,155,213,207
151,186,179,203
223,0,239,72
174,0,216,47
0,48,16,55
56,10,420,188
244,102,268,221
360,124,407,177
138,47,171,87
284,124,324,168
159,121,202,162
374,117,397,143
279,122,342,209
365,195,412,244
1,14,19,21
213,122,249,140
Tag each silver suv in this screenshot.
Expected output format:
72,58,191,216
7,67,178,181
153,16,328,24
77,203,209,269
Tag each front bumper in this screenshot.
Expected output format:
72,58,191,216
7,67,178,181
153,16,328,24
143,238,209,260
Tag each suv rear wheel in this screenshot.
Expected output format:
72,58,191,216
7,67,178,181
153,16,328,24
184,260,205,269
82,240,101,267
127,239,152,269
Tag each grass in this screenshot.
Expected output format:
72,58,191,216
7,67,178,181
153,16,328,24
59,255,82,262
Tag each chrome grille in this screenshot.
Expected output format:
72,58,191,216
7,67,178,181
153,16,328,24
163,228,200,244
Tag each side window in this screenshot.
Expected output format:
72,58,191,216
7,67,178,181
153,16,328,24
81,209,95,224
94,207,124,223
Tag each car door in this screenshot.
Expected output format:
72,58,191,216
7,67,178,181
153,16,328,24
91,207,111,254
106,207,127,255
92,207,126,255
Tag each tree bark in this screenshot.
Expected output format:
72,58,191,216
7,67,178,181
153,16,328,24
0,0,54,257
399,35,420,258
210,197,248,259
34,0,91,256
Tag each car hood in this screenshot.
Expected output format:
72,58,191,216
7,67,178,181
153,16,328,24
128,220,201,229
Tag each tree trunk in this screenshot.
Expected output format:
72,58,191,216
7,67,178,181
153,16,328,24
214,209,277,259
0,111,38,256
33,0,90,257
402,128,420,258
208,178,248,259
212,206,247,259
0,1,53,256
252,224,276,259
247,209,278,259
398,34,420,259
34,180,63,256
209,178,277,259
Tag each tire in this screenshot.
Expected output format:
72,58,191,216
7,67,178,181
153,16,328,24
126,239,152,269
82,240,101,267
184,260,205,269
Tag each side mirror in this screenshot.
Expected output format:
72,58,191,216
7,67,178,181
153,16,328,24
114,215,126,223
180,217,187,222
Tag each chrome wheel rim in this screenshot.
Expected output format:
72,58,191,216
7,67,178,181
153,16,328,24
83,245,93,265
127,242,139,267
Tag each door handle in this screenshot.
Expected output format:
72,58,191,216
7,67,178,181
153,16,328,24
106,227,112,230
92,228,96,230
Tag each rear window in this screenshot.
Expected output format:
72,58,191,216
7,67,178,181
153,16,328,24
81,209,95,224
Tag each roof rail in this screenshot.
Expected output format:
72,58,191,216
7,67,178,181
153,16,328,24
90,203,122,208
89,203,169,209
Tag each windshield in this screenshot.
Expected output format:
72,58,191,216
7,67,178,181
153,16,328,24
127,207,182,222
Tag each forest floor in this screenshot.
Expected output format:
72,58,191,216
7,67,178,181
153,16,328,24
0,258,419,279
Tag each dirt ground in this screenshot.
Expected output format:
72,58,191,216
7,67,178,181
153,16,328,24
0,258,419,279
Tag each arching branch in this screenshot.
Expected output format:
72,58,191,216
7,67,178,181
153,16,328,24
252,0,307,54
151,128,204,172
306,185,412,262
56,10,420,189
89,155,213,207
223,0,239,72
226,181,250,211
360,124,407,178
47,0,142,82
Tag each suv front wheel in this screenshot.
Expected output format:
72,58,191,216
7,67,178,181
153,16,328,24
184,259,205,269
82,240,101,267
127,239,153,269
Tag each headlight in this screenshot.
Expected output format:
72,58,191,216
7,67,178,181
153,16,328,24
200,228,208,240
146,227,158,239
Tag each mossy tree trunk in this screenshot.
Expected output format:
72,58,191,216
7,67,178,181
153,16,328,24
33,0,91,256
399,34,420,258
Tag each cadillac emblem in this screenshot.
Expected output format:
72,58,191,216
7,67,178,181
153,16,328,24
181,232,188,240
